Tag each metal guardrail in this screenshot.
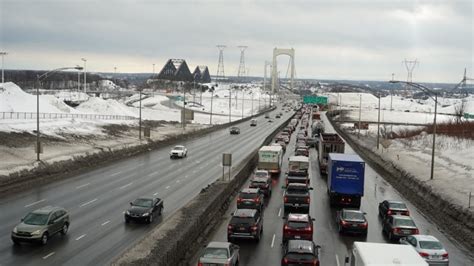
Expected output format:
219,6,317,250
0,112,136,120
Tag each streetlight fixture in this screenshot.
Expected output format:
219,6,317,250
81,58,87,93
390,79,438,180
36,66,83,161
0,51,7,84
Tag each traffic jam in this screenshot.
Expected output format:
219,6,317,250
197,105,450,266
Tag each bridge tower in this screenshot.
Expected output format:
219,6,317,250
271,48,295,94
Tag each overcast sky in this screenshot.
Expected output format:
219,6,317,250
1,0,472,83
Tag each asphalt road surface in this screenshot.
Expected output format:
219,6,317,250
0,107,292,266
197,112,474,266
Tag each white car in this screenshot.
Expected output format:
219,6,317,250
400,235,449,266
198,242,240,266
169,145,187,159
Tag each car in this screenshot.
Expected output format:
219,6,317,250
382,215,419,242
306,137,318,148
282,213,314,243
169,145,187,158
283,183,313,213
11,206,69,245
250,119,257,126
124,197,163,224
273,141,287,153
276,114,281,118
264,113,270,119
295,148,309,157
249,172,272,197
379,200,410,219
400,235,449,266
230,126,240,135
236,188,264,211
227,209,263,242
198,241,240,266
268,119,274,123
336,209,368,236
281,240,321,266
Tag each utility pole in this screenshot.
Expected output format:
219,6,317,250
81,58,87,94
139,89,142,140
377,93,381,149
182,82,186,129
391,73,394,111
358,94,362,139
228,86,231,122
431,93,437,180
241,91,244,119
0,52,7,84
210,87,214,125
251,92,254,115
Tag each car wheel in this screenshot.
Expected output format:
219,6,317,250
12,239,21,246
388,232,393,242
61,223,69,236
159,206,163,215
148,214,153,224
125,218,130,224
41,233,48,245
338,223,343,234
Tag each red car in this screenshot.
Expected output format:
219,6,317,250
282,213,314,243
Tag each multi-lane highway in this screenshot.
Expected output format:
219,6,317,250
197,112,474,265
0,108,292,265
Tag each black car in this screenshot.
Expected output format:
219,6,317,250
382,215,419,242
227,209,263,242
125,197,163,224
230,126,240,135
378,200,410,219
283,183,313,213
281,240,321,266
336,209,368,236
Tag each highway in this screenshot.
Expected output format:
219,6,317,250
0,107,292,265
197,112,474,265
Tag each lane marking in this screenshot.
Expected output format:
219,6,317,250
42,252,55,259
75,234,86,240
185,175,189,179
119,182,133,189
76,183,90,189
80,198,98,207
271,234,276,248
336,254,340,266
278,208,282,217
282,191,285,197
24,199,46,208
147,171,158,177
101,220,110,226
110,171,122,177
166,186,170,189
176,180,181,183
153,192,159,196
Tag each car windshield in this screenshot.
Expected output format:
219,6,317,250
394,218,416,227
343,211,364,220
419,241,444,250
23,212,49,225
202,247,229,259
389,202,407,209
255,172,268,177
132,198,153,208
239,192,258,199
288,221,309,228
173,146,183,150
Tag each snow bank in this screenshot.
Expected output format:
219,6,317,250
77,97,137,117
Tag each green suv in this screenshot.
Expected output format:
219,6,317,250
12,206,70,245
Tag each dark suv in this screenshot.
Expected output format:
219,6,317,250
282,213,314,243
237,188,264,211
12,206,70,245
379,200,410,219
227,209,263,242
281,240,321,266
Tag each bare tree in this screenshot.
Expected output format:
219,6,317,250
454,99,467,123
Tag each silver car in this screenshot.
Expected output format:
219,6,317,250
12,206,70,245
198,241,239,266
400,235,449,266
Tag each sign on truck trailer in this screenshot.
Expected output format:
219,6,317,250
346,242,428,266
327,153,365,208
258,146,283,175
318,133,345,174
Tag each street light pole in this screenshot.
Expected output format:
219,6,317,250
377,93,381,149
358,94,361,139
241,91,244,119
0,52,7,84
139,89,142,140
251,92,254,115
229,86,231,123
390,79,438,180
81,58,87,93
210,87,214,125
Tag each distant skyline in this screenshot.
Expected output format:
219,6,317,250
0,0,472,83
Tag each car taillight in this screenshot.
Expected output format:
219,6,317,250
413,229,419,234
197,262,203,266
442,253,449,258
341,220,348,226
251,225,258,231
393,228,401,233
387,209,392,215
284,225,289,230
359,222,368,228
284,196,288,203
306,197,310,204
312,259,319,266
305,226,312,232
227,225,233,230
254,197,260,203
405,210,410,216
237,198,242,203
419,252,429,258
283,258,289,265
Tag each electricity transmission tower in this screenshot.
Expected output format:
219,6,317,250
403,59,418,94
216,45,226,82
237,46,248,81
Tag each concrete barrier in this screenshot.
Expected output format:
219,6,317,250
327,111,474,251
113,111,294,266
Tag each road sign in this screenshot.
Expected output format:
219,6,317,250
303,96,328,105
464,113,474,119
222,153,232,166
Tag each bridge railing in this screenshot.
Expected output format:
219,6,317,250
0,112,136,121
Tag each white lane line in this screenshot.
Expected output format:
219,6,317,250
282,191,285,197
278,208,282,217
176,180,181,183
75,234,86,241
185,175,189,179
153,192,159,196
24,199,46,208
119,182,133,189
110,171,122,177
101,220,110,226
147,171,158,177
166,186,170,189
336,254,340,266
76,183,90,189
42,252,55,259
271,234,276,248
80,198,98,207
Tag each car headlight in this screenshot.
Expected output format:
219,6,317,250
142,212,149,217
31,230,41,235
125,210,130,215
13,227,17,233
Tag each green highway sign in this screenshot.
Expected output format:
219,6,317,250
303,96,328,104
464,113,474,119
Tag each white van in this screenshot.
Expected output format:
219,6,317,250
346,242,428,266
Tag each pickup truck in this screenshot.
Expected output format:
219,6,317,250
283,183,313,213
